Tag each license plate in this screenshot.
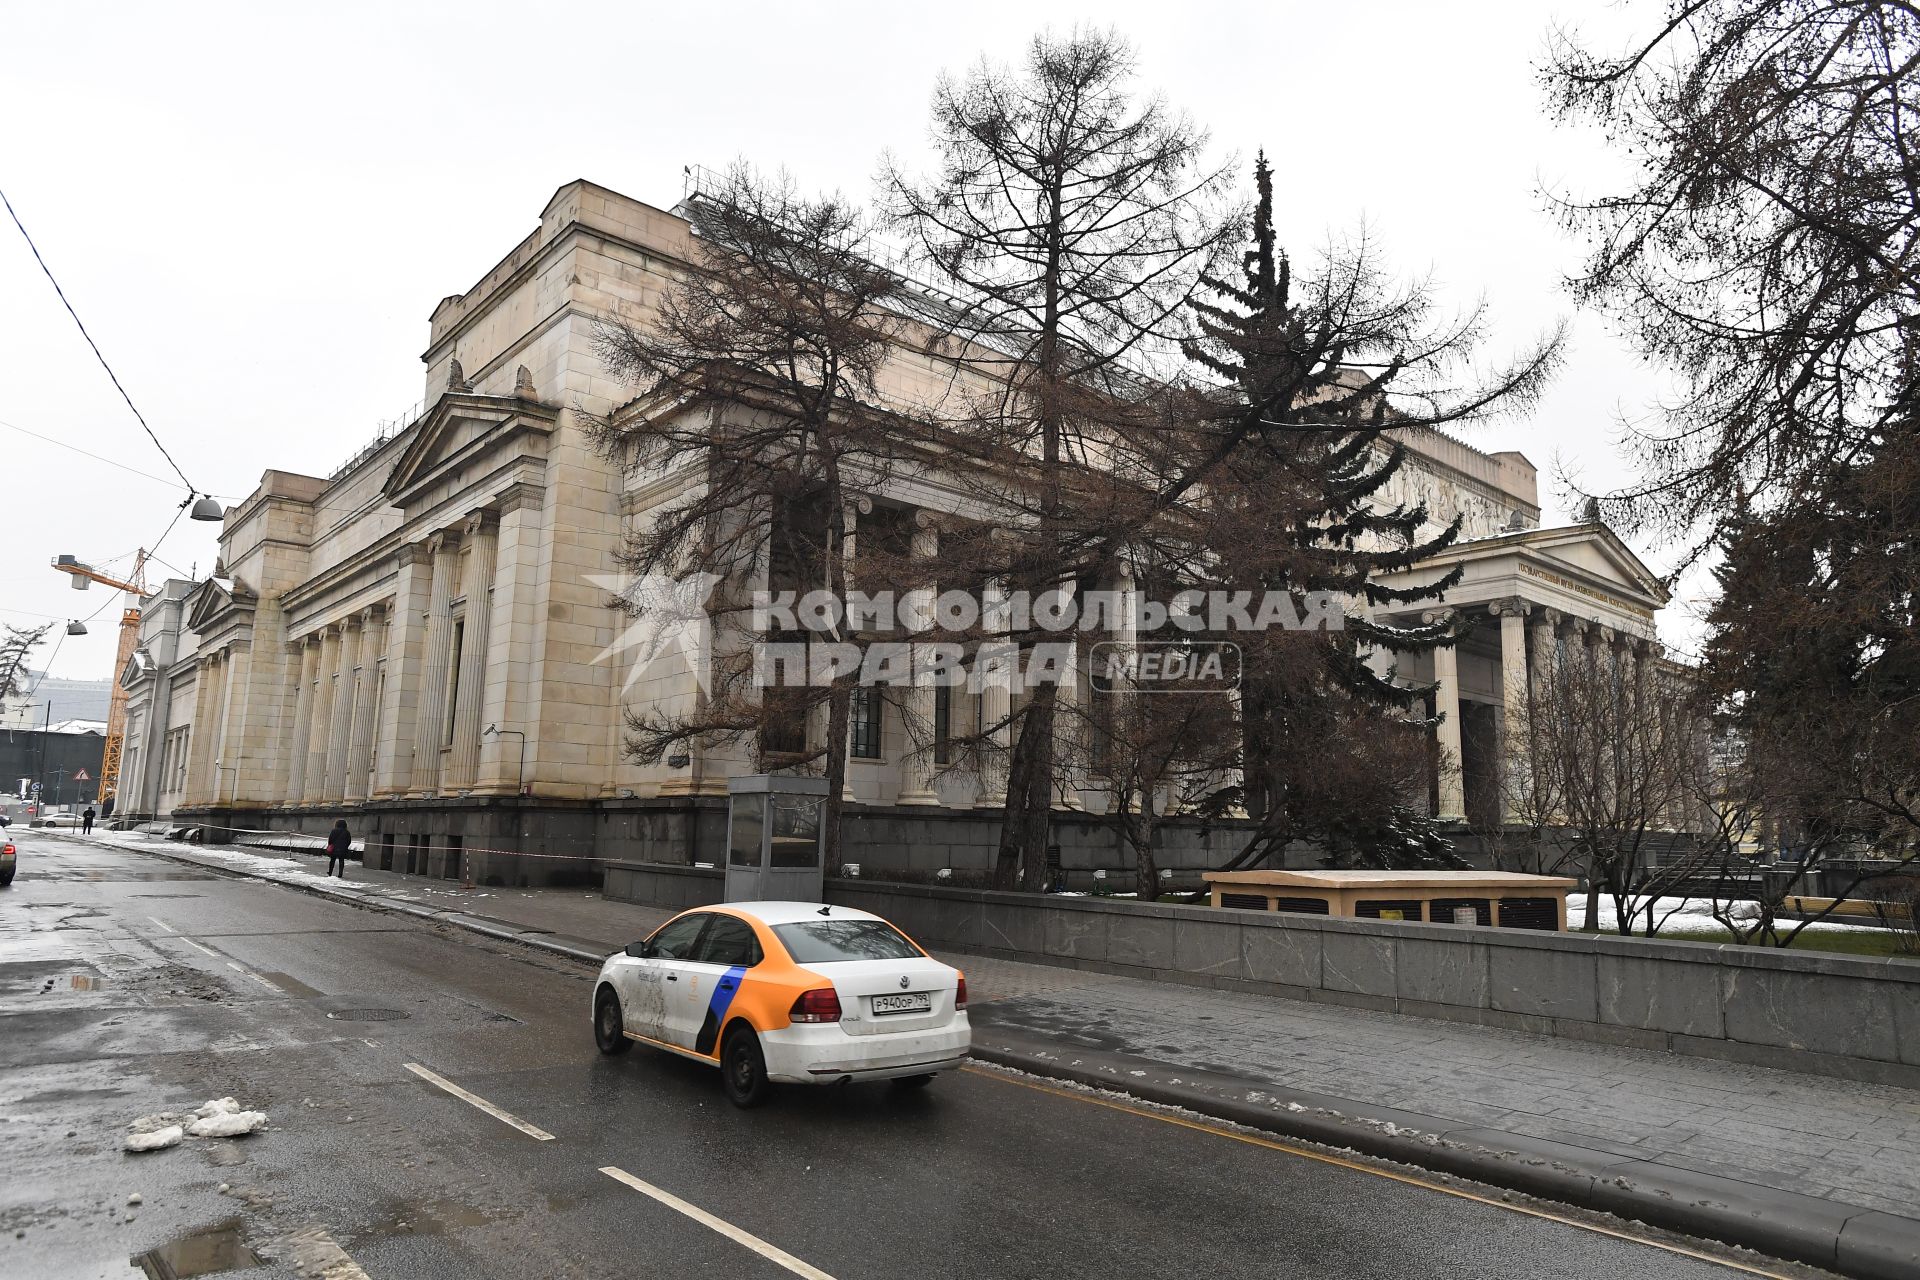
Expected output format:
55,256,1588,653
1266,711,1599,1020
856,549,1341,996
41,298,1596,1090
871,992,931,1016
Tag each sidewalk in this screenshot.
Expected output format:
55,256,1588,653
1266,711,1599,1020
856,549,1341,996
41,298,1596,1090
72,830,1920,1278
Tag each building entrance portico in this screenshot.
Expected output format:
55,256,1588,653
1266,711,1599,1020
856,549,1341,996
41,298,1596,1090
1374,520,1670,828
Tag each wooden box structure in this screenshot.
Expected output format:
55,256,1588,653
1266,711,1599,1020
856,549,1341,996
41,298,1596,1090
1203,869,1578,932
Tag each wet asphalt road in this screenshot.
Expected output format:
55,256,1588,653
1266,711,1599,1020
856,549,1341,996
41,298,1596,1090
0,832,1790,1280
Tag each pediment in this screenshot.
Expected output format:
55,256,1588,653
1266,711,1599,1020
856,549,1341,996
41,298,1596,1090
182,576,257,636
1521,525,1668,605
384,391,558,506
119,647,154,689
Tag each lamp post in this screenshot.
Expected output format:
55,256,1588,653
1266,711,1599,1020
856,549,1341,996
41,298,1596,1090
483,725,527,795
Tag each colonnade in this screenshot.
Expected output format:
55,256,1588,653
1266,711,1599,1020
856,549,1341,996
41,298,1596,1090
1425,596,1659,824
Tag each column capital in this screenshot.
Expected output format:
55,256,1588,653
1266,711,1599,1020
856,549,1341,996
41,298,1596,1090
496,480,545,517
843,494,874,518
1490,597,1530,619
1533,606,1562,630
1420,609,1454,626
463,507,500,538
1586,622,1614,647
1565,615,1591,638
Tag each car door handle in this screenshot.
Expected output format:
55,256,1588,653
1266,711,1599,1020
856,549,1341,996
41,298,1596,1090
719,981,735,990
666,974,678,982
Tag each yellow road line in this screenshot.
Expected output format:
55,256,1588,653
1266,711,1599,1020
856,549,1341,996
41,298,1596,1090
402,1062,556,1141
964,1065,1796,1279
600,1165,838,1280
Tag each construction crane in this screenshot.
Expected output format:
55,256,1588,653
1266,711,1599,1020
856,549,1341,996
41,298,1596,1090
51,550,148,809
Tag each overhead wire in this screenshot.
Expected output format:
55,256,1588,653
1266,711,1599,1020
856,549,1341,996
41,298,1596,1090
0,184,206,502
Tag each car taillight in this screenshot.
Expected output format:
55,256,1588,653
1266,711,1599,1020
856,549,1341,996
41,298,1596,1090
789,987,842,1024
955,975,967,1008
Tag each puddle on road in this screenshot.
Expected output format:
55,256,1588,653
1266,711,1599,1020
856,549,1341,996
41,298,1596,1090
130,1218,262,1277
70,974,102,991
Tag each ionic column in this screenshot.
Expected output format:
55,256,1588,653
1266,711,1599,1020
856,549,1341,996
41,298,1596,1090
375,542,432,797
1493,598,1530,821
896,512,941,806
217,645,252,806
446,511,498,791
345,607,384,803
1426,612,1466,822
412,531,459,796
185,654,220,806
975,576,1013,808
303,625,341,805
478,484,544,793
285,638,319,803
321,620,360,803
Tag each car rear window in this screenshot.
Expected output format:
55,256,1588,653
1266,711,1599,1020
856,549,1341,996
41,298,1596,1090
772,920,924,964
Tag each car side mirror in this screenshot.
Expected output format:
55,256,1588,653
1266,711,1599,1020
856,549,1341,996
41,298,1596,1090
625,940,651,959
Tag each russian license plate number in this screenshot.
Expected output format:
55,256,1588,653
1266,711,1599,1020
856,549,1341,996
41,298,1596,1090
871,992,931,1016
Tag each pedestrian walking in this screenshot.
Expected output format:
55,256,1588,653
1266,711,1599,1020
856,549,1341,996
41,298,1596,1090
326,819,351,878
81,806,95,835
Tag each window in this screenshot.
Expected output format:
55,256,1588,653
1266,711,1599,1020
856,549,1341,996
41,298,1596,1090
933,683,952,765
443,620,465,746
728,794,765,867
772,919,925,964
693,915,761,967
647,913,710,959
849,686,882,759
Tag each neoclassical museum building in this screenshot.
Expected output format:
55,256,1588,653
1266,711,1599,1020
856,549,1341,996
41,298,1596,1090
114,180,1672,884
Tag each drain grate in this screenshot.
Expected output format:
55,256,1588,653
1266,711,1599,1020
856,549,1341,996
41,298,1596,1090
327,1008,410,1022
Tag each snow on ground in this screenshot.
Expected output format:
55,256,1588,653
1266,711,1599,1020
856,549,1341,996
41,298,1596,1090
1568,893,1887,936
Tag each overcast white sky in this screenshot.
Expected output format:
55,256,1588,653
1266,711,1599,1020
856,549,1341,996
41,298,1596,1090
0,0,1700,694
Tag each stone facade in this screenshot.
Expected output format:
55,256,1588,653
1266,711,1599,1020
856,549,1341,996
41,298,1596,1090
126,179,1676,878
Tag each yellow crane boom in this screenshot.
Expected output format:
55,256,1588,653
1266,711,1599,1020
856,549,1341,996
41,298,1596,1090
51,551,147,808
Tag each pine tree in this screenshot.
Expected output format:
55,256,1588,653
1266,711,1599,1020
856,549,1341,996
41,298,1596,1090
1179,155,1559,869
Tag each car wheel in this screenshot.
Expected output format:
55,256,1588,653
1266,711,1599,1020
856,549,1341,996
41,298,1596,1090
720,1024,770,1109
890,1073,935,1091
593,987,631,1055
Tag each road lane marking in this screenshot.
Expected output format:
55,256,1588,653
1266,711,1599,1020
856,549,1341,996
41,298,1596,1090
402,1063,555,1141
599,1166,837,1280
146,916,176,933
965,1066,1795,1279
176,935,284,993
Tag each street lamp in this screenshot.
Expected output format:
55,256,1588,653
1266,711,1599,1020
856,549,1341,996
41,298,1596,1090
189,494,225,522
483,724,527,795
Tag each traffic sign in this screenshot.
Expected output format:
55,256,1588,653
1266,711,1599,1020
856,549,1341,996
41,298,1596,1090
73,769,91,782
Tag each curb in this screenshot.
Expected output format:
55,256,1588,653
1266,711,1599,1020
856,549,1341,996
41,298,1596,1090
968,1028,1920,1280
64,832,1920,1278
56,832,618,968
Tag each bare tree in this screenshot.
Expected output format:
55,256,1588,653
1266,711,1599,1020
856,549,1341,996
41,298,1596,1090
1543,0,1919,549
1507,634,1713,934
884,27,1238,890
0,624,50,711
589,164,911,861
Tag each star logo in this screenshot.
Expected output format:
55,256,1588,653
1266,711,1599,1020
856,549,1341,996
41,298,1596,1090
587,570,723,695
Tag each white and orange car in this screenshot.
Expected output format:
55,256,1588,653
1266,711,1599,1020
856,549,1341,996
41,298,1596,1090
592,901,970,1106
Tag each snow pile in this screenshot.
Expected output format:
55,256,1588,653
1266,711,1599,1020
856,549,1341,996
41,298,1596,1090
124,1125,183,1153
1569,893,1884,936
123,1098,269,1153
187,1097,268,1137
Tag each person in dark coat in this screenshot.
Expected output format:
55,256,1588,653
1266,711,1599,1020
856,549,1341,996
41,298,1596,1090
326,819,351,878
81,807,95,835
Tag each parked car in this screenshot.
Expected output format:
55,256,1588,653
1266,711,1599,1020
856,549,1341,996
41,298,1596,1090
592,901,970,1107
1,838,15,887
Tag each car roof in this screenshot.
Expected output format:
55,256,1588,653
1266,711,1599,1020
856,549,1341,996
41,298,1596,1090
704,900,886,927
